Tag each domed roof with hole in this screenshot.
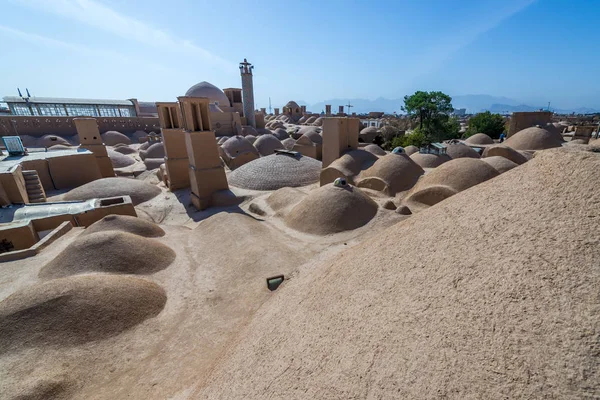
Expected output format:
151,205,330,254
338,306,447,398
482,145,530,165
140,142,165,160
229,153,322,190
242,125,258,137
0,275,166,352
83,215,165,237
139,141,151,151
197,148,600,399
359,126,380,143
300,128,322,144
273,128,290,140
357,153,424,195
284,183,378,235
363,144,386,156
40,231,175,278
108,149,136,168
47,144,72,151
404,145,419,155
102,131,131,146
312,117,324,126
404,158,499,211
504,127,564,151
185,81,230,107
305,116,317,124
482,156,519,174
253,134,284,156
37,135,72,148
282,138,296,150
221,136,259,158
446,142,481,159
465,133,494,145
62,177,161,205
410,152,451,168
112,145,137,155
245,135,257,144
144,158,164,170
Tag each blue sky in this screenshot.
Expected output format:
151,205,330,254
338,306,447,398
1,0,598,110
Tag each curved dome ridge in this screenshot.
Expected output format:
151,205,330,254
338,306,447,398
185,81,230,107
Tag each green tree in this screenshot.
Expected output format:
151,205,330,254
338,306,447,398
465,111,505,139
402,91,454,131
401,91,455,144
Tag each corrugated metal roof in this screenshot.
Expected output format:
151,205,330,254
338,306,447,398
2,96,134,106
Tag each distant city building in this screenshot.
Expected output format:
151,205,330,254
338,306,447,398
360,117,384,128
454,108,467,116
2,96,141,117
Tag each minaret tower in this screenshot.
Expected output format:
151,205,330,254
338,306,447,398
239,58,256,128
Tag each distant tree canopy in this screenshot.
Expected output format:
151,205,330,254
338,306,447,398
401,91,457,144
465,111,505,139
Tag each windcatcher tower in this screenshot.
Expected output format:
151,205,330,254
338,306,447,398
239,58,256,128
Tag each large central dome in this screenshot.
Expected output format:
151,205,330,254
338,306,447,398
185,81,230,107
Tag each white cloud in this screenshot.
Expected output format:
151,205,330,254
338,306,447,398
18,0,234,69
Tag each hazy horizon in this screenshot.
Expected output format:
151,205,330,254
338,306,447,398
1,0,599,111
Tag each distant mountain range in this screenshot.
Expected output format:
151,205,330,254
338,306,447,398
302,95,599,115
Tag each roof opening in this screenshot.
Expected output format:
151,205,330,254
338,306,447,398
266,275,284,291
99,197,125,207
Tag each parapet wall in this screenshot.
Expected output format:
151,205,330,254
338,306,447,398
508,112,552,137
0,116,160,137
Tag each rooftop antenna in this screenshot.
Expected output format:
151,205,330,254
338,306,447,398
547,101,551,111
18,87,31,104
268,97,272,114
345,101,353,115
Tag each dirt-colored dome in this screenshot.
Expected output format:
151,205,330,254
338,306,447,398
83,214,165,237
112,145,137,155
102,131,131,146
221,136,259,158
39,231,175,278
285,101,300,110
504,127,563,151
37,134,72,148
282,138,296,150
185,81,230,107
273,128,290,140
410,152,451,168
482,156,519,174
62,177,161,205
140,142,165,160
359,126,380,143
363,144,386,156
357,153,424,195
229,153,322,190
107,149,136,168
404,145,419,155
253,135,284,156
482,145,530,165
404,158,499,211
241,125,258,137
320,149,379,186
465,133,494,145
0,275,166,352
285,183,378,235
446,142,481,159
